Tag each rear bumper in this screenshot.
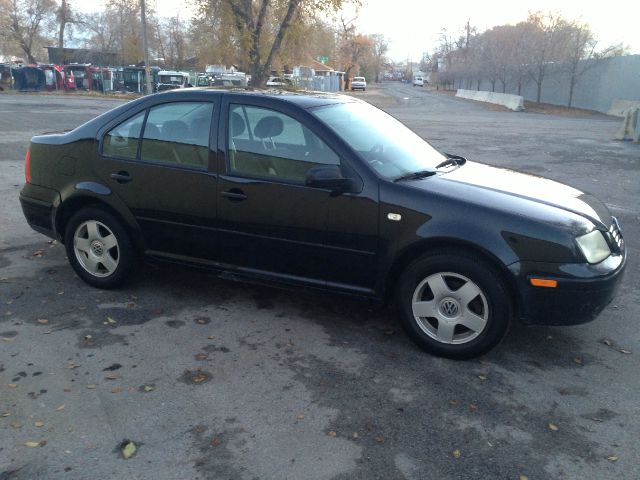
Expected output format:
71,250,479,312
510,251,627,326
19,185,60,240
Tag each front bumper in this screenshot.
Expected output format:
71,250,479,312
509,251,627,325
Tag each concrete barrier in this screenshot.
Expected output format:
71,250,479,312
456,89,524,111
615,108,639,142
608,99,640,117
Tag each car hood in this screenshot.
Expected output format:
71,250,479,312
438,161,612,229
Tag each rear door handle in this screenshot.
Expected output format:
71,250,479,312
221,189,248,201
110,171,132,184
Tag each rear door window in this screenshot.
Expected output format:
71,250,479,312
140,102,213,168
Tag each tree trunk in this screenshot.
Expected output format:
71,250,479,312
536,81,542,103
58,0,67,48
568,76,576,108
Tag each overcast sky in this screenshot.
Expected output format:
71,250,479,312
84,0,640,62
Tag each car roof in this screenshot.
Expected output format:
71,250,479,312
152,88,359,109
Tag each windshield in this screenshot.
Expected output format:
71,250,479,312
311,102,445,179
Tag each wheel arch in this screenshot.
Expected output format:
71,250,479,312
55,195,144,253
383,237,521,318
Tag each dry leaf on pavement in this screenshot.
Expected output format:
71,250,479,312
453,449,461,459
121,441,137,459
548,423,559,431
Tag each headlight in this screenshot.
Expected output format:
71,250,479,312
575,230,610,264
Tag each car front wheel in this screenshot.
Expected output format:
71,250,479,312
396,251,511,359
64,207,136,289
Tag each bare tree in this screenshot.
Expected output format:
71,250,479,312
562,21,625,107
56,0,73,48
3,0,56,63
369,34,388,82
525,11,571,103
337,16,371,89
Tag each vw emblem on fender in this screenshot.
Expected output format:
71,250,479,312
440,299,460,318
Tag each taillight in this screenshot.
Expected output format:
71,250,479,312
25,148,31,184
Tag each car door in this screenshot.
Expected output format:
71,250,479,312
216,96,379,292
94,99,219,260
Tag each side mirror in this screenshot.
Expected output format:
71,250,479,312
306,165,359,194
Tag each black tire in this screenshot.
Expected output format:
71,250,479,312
396,250,511,359
64,207,137,289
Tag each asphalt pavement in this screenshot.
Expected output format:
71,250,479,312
1,87,639,479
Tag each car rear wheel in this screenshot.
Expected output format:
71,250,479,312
64,207,136,289
396,251,511,359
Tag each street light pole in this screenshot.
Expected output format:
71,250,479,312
140,0,153,95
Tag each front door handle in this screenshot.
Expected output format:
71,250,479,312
221,189,248,201
110,171,132,184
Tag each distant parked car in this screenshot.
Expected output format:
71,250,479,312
413,76,425,87
351,76,366,91
266,76,293,88
19,90,626,359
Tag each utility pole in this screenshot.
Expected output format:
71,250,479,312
140,0,153,95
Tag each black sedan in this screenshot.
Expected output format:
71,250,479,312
19,89,626,358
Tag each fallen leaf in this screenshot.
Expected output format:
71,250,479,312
546,335,553,340
35,421,44,427
469,404,478,412
619,349,632,355
453,449,461,459
607,455,619,462
84,335,92,341
211,437,221,446
56,404,65,411
192,372,208,383
195,353,208,361
603,338,613,346
121,441,137,459
375,436,385,443
207,335,216,340
143,385,154,392
352,432,359,439
33,250,44,257
10,422,22,429
520,476,529,480
37,319,49,325
67,426,74,432
86,385,97,389
8,384,17,388
573,357,583,365
449,399,460,406
478,375,487,381
105,317,116,325
67,362,81,369
327,431,337,437
548,423,559,431
296,414,305,420
105,374,120,380
24,441,42,448
194,425,206,433
1,412,10,417
111,388,124,394
2,337,14,343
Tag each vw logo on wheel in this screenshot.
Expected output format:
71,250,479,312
440,299,460,318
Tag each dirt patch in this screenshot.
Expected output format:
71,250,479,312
345,85,399,109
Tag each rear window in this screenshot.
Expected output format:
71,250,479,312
354,77,365,82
